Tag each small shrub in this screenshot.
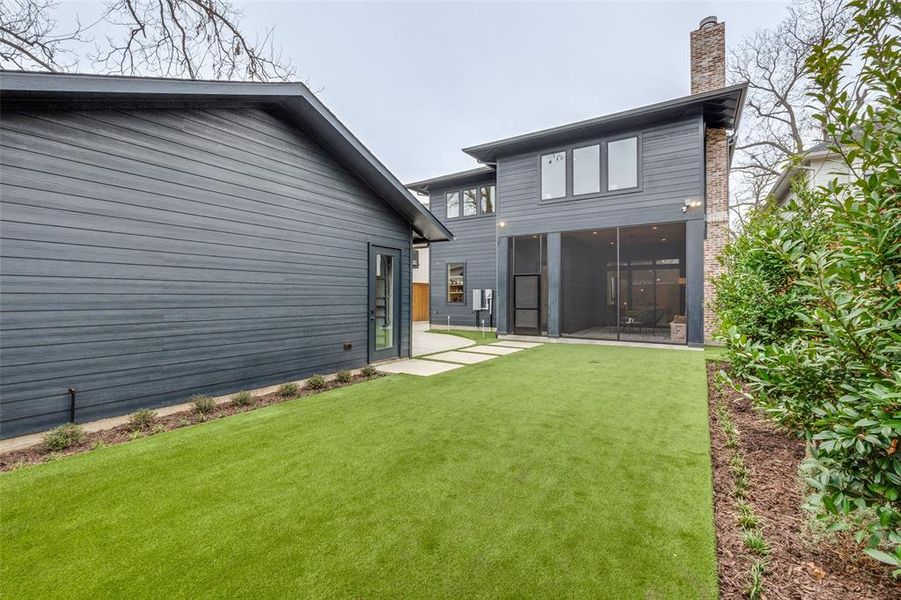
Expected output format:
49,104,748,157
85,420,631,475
90,440,109,451
361,365,378,378
129,430,144,441
128,408,157,431
151,423,167,435
335,370,353,384
190,394,217,414
43,423,86,451
745,560,765,600
305,375,326,391
742,531,770,556
278,382,300,397
231,391,254,406
735,502,761,530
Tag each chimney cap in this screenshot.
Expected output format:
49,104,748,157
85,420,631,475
699,16,718,29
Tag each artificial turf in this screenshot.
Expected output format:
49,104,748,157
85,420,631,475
1,344,717,598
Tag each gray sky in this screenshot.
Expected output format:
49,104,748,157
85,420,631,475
61,1,788,183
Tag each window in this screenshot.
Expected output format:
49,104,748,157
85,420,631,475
607,137,638,191
480,185,495,214
446,191,460,219
412,249,420,269
447,262,464,303
462,188,478,216
572,144,600,195
540,151,566,199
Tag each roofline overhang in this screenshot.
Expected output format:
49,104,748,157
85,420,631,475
0,70,454,242
405,165,497,195
462,83,748,163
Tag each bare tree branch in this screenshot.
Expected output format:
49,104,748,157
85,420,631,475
0,0,84,71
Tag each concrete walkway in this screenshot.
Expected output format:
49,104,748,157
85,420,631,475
412,322,475,356
379,329,541,376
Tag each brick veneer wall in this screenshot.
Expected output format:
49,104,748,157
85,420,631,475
691,18,729,342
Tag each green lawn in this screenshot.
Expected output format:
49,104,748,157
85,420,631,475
1,345,717,599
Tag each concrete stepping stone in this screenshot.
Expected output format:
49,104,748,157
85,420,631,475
490,341,543,349
427,350,497,364
464,345,522,356
378,359,463,376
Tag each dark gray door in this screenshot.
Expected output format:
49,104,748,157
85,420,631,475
369,245,401,363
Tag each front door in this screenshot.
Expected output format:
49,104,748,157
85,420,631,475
369,246,401,363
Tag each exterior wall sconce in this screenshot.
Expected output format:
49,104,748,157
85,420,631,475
682,197,702,213
497,221,507,228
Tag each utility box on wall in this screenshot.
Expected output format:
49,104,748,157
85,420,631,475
472,289,493,313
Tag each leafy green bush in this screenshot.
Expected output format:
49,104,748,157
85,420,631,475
361,365,378,378
714,0,899,567
128,409,157,431
231,391,254,407
190,395,217,415
305,375,326,391
278,382,299,398
335,370,353,384
43,423,86,451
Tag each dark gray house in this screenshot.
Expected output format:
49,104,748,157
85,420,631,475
408,17,745,347
0,71,451,438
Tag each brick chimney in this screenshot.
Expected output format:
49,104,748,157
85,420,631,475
691,16,729,343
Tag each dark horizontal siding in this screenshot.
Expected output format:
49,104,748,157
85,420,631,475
496,116,705,236
427,177,498,328
0,106,411,438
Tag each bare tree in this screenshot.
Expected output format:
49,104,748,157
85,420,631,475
728,0,850,225
0,0,83,71
0,0,294,81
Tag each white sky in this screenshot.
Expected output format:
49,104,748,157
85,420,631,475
56,1,789,183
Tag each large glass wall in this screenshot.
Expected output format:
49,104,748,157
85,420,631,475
560,223,686,344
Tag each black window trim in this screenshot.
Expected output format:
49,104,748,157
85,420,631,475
442,183,497,221
537,131,643,204
446,261,466,304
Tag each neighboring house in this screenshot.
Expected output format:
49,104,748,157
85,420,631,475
407,17,746,347
769,140,853,206
0,71,451,438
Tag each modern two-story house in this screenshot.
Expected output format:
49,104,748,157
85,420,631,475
408,17,745,347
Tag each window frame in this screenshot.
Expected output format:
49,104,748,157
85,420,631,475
539,149,568,201
604,134,640,193
571,143,601,197
440,183,497,220
462,187,478,217
446,261,466,304
479,184,496,214
537,132,643,203
445,191,461,219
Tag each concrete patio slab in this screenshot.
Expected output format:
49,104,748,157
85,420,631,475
427,351,497,364
377,359,463,376
490,341,544,349
463,345,523,356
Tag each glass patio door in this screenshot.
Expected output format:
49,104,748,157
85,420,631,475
369,246,401,362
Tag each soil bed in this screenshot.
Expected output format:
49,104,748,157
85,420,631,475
0,372,386,472
707,360,897,599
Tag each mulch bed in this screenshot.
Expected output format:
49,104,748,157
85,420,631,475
0,372,386,473
707,360,897,599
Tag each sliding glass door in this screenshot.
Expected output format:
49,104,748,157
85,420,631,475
560,223,686,344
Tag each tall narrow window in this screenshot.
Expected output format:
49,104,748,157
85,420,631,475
607,137,638,191
572,144,600,195
540,151,566,199
446,191,460,219
462,188,478,216
480,185,496,214
447,262,464,303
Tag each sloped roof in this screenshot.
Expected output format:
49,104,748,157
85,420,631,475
406,166,496,195
0,70,453,243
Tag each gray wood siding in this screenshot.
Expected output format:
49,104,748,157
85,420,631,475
427,179,497,328
496,116,705,236
0,107,411,438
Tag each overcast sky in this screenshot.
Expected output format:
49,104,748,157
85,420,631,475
59,1,789,184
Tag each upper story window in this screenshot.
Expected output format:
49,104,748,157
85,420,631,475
446,191,460,219
442,184,495,219
540,151,566,199
462,188,478,216
573,144,600,195
480,185,496,214
607,137,638,191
